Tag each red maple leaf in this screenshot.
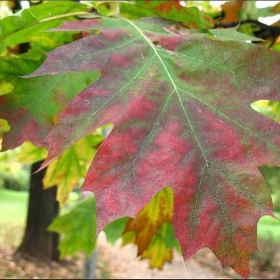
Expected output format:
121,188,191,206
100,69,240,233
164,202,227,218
24,17,280,278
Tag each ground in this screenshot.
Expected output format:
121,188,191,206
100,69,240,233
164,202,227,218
1,224,280,279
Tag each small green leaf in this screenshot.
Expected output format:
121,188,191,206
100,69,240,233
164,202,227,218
103,217,130,245
48,195,97,258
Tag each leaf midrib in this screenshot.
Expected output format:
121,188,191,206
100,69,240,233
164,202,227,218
125,18,209,163
126,18,241,255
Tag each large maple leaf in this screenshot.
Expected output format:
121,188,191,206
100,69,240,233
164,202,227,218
24,17,280,278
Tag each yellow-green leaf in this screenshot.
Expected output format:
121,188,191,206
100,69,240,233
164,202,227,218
18,141,47,164
124,187,173,256
140,222,174,270
43,133,103,207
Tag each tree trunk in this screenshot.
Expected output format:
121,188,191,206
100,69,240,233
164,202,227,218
16,161,60,261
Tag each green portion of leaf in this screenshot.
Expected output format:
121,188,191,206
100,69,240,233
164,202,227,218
190,28,264,43
48,195,97,258
103,217,129,245
0,48,44,77
207,29,264,42
119,2,157,20
239,1,258,21
0,1,89,52
0,118,10,135
159,222,182,254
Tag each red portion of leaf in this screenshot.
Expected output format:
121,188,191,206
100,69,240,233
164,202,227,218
26,17,280,278
150,1,183,14
141,0,214,29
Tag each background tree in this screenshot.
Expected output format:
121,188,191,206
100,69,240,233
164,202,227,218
4,0,61,262
16,161,60,261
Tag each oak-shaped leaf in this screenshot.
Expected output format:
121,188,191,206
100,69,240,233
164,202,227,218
25,16,280,278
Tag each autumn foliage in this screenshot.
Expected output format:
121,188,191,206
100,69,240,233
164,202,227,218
0,1,280,279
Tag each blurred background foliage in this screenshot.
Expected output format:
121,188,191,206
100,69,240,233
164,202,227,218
0,147,30,191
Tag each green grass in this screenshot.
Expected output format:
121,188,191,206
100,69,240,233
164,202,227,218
0,188,29,225
0,188,80,224
0,188,28,247
0,188,81,247
258,214,280,242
